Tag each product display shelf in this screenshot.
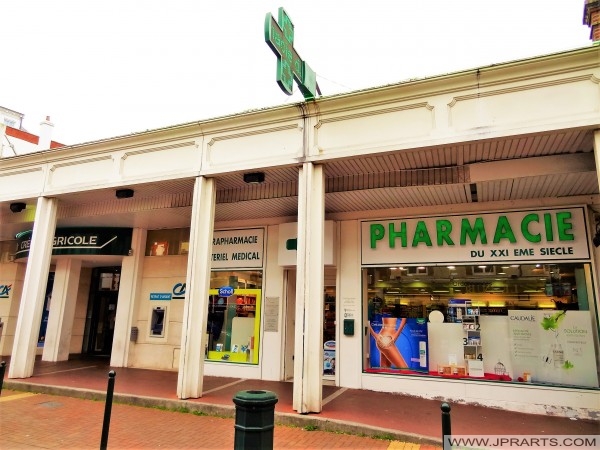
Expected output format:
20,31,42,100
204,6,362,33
235,295,256,317
324,294,336,343
462,304,484,377
447,300,484,376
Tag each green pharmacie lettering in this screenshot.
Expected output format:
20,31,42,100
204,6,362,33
412,221,432,247
493,216,516,244
520,212,573,243
544,213,554,241
460,217,487,245
388,222,407,248
521,213,541,243
556,211,574,241
370,224,385,249
436,220,454,246
368,210,576,250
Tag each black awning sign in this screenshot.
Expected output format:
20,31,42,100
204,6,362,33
15,227,133,259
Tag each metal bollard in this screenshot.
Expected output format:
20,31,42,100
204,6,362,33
232,390,278,450
441,402,452,450
100,370,116,450
0,361,5,396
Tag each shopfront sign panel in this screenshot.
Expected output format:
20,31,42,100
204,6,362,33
150,293,172,301
211,228,264,269
361,207,590,266
15,227,133,260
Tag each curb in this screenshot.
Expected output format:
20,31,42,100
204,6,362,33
3,380,442,447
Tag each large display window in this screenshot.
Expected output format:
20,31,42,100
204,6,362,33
206,270,262,364
363,263,599,388
145,228,190,256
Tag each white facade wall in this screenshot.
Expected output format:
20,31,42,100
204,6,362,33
0,47,599,418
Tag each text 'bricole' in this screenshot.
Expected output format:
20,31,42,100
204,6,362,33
19,234,99,250
211,235,261,261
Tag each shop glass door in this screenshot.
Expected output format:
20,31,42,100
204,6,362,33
84,267,120,356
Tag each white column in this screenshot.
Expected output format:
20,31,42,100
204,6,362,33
337,220,362,389
261,224,285,381
8,197,58,378
177,176,215,399
42,258,82,361
594,130,600,192
293,162,325,413
111,228,147,367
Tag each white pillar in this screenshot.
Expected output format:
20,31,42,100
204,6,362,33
111,228,147,367
42,258,82,361
260,224,286,381
293,162,325,413
594,130,600,192
8,197,58,378
177,176,215,399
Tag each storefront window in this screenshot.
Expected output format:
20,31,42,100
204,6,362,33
205,270,262,364
363,263,599,388
145,228,190,256
37,272,54,346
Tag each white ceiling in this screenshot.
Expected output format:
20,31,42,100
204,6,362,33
1,128,597,244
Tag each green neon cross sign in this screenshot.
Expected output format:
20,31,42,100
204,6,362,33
264,7,317,100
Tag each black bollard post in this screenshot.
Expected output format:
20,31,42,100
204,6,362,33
0,361,5,396
100,370,116,450
441,402,452,450
232,390,278,450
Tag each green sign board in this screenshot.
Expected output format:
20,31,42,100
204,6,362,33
264,7,317,100
15,227,133,259
361,208,591,266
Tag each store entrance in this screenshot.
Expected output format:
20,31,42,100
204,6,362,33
323,268,337,378
283,269,337,380
283,270,296,380
83,267,121,356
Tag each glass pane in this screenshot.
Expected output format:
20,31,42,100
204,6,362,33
363,263,599,389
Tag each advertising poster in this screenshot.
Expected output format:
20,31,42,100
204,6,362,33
479,315,514,378
508,310,598,388
369,315,428,372
323,340,336,375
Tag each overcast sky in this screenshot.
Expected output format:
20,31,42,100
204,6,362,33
1,1,592,146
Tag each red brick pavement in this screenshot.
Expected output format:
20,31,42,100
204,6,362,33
1,357,598,449
0,390,415,450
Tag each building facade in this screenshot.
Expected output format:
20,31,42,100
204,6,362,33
1,107,63,157
0,47,599,419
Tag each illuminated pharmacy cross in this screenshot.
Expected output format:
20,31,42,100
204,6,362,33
264,7,317,100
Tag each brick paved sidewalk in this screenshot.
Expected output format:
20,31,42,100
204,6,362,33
0,390,440,450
